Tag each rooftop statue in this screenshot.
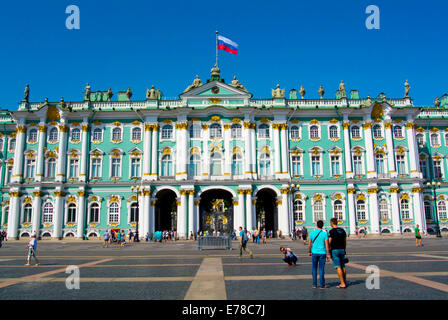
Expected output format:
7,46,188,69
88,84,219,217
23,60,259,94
435,97,441,108
84,83,91,101
299,85,306,99
126,88,133,100
339,80,346,98
107,88,113,101
318,85,325,99
211,63,221,80
23,84,30,102
147,85,160,100
404,80,410,98
272,84,285,98
230,76,248,92
183,75,203,93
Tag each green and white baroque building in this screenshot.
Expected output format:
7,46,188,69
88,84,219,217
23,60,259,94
1,65,448,240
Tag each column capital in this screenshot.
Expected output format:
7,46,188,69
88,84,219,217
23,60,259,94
342,122,350,130
390,187,400,193
412,187,424,193
384,122,393,129
33,191,44,197
368,188,379,194
347,188,356,194
363,122,373,129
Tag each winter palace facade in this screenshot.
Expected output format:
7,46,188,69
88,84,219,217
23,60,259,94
1,65,448,240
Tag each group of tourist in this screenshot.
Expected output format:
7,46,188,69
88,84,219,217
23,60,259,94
102,229,138,247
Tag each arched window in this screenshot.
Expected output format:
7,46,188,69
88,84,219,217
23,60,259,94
131,127,142,141
373,124,382,138
258,124,270,138
431,133,440,146
310,125,319,139
112,127,122,141
333,200,343,220
93,128,103,141
43,202,54,223
189,124,201,139
232,153,243,175
161,125,173,139
189,154,201,176
130,202,139,223
108,202,120,224
393,125,403,138
161,154,173,176
380,199,389,220
210,123,222,138
67,203,77,223
48,127,58,142
294,199,304,221
231,124,242,139
329,126,338,139
71,128,81,141
356,200,366,220
400,199,410,219
259,153,271,176
416,133,424,146
28,128,38,142
210,152,222,176
351,126,360,139
313,200,324,221
23,203,32,223
9,138,16,152
290,126,300,139
438,201,447,220
89,203,100,223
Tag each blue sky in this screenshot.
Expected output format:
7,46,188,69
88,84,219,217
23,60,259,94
0,0,446,109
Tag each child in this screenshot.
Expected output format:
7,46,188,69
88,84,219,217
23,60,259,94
280,247,297,266
25,234,40,266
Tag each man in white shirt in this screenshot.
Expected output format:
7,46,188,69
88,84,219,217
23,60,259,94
25,234,40,266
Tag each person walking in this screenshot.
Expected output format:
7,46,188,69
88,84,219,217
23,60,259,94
103,230,110,248
128,229,133,243
25,234,40,266
280,247,297,266
301,226,308,245
239,227,253,259
415,224,423,247
329,218,347,289
262,229,267,244
308,220,330,289
116,230,122,246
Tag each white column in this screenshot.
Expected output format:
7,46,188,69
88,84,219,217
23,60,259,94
7,191,20,240
142,190,150,238
175,122,188,180
385,121,397,178
412,187,425,232
79,124,89,183
53,191,65,239
368,187,380,234
406,121,420,178
12,124,26,183
243,122,252,178
142,124,152,181
56,123,68,183
273,124,281,177
343,121,353,178
32,191,42,237
245,190,253,231
35,124,46,182
363,120,376,179
347,187,357,234
188,191,194,237
278,187,290,237
251,196,257,231
236,191,245,230
280,123,289,176
193,198,200,234
149,198,155,236
177,191,187,239
224,125,231,177
76,190,85,239
150,124,158,179
390,186,401,233
202,125,210,178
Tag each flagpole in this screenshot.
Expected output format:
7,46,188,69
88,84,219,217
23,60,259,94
215,30,218,67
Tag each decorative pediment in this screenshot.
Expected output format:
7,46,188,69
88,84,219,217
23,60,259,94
179,80,252,100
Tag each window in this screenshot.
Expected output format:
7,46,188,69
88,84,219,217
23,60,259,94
71,128,81,141
161,154,173,176
189,154,201,176
373,124,382,139
291,154,301,176
112,127,122,141
130,203,139,223
48,127,58,142
93,128,103,141
445,134,448,146
438,201,447,220
111,158,121,178
0,138,3,151
210,152,223,176
131,128,142,141
69,158,79,178
420,158,428,179
46,158,56,179
161,125,173,140
43,203,54,223
6,165,12,183
210,123,223,139
431,133,440,147
28,129,38,142
380,199,389,221
356,200,366,220
329,126,338,139
333,200,343,220
313,200,324,221
351,126,360,139
393,125,403,138
376,154,385,175
189,124,201,139
91,157,102,178
89,203,100,223
400,199,410,220
231,124,242,139
259,153,271,177
258,124,270,138
353,155,363,175
231,153,243,175
434,159,443,179
9,138,16,152
130,157,141,178
108,202,120,224
67,203,77,223
290,126,300,139
424,201,432,220
396,154,406,175
23,203,32,223
25,158,36,178
311,155,320,176
294,200,304,221
310,125,319,139
331,155,340,176
416,133,425,146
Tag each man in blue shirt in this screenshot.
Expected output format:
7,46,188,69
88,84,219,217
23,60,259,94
25,233,40,266
239,227,253,259
308,220,330,288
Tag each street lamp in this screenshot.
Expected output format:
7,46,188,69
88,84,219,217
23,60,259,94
426,181,442,238
130,184,141,242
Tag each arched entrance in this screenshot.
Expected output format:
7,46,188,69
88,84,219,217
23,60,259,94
256,188,278,235
199,189,234,235
155,189,177,232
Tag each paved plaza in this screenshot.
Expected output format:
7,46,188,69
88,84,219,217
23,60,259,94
0,237,448,300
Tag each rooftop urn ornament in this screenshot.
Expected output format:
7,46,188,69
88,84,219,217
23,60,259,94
146,85,160,100
126,88,133,100
318,85,325,99
339,80,346,98
107,88,113,101
183,75,203,93
23,84,30,102
84,83,91,101
272,84,285,98
230,76,248,92
435,97,441,108
299,85,306,99
404,80,410,98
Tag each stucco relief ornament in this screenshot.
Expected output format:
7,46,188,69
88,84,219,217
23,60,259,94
404,80,410,98
272,84,285,98
107,88,113,101
434,97,441,108
339,80,346,98
230,76,248,92
318,85,325,99
126,88,133,100
299,85,306,99
23,84,30,102
84,83,91,101
183,75,203,93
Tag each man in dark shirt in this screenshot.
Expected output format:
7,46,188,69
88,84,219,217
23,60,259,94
329,218,347,288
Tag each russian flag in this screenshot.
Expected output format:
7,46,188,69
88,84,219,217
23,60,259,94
217,35,238,55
